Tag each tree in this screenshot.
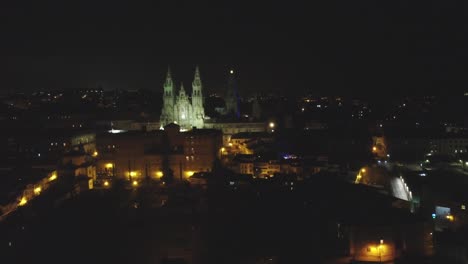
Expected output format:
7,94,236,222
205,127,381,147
161,155,174,184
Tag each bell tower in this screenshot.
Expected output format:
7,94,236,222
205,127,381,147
160,67,175,127
191,66,205,128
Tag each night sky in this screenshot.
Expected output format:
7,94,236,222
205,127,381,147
1,1,468,98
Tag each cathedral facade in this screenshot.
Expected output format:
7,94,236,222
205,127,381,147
160,67,205,130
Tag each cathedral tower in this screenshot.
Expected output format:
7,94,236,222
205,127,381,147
191,66,204,128
225,69,240,118
160,67,175,127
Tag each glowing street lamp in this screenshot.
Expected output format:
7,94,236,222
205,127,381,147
156,171,164,178
34,186,42,195
49,173,57,182
19,197,27,206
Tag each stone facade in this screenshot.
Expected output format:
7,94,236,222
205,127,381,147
160,67,205,130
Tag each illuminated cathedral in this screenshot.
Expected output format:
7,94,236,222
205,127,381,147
159,66,205,130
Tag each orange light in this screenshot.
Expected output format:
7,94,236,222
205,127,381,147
129,171,137,177
361,168,366,173
132,180,138,186
34,186,42,195
372,146,377,152
49,173,57,181
105,163,113,169
104,180,109,187
156,171,164,178
92,151,98,157
19,197,28,206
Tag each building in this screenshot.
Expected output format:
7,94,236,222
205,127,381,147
95,123,222,181
203,121,267,145
159,67,205,130
430,136,468,155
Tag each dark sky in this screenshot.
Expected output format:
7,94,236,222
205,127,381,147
1,0,468,98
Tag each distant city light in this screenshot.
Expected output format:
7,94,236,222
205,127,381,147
92,151,98,157
432,213,436,219
283,154,298,160
132,180,138,186
156,171,164,178
230,70,234,74
269,122,275,128
105,163,114,169
129,171,137,177
104,180,109,187
108,129,126,134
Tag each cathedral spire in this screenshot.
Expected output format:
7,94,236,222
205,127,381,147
192,65,202,89
194,65,201,80
165,66,172,85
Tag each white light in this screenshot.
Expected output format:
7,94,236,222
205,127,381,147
108,129,126,134
230,70,234,74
